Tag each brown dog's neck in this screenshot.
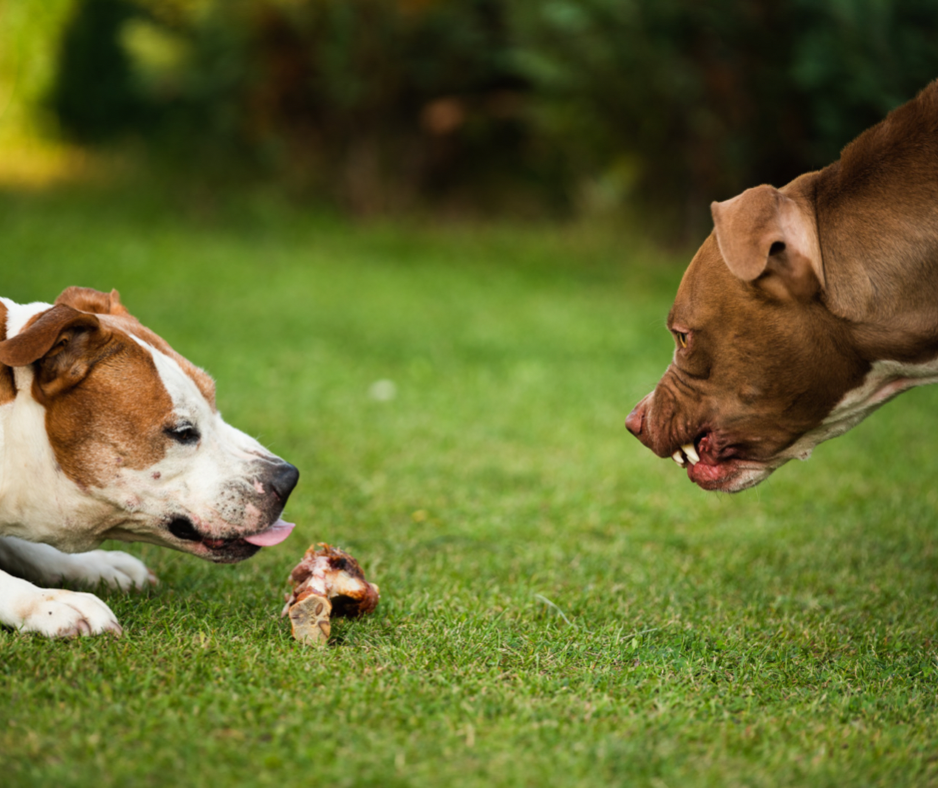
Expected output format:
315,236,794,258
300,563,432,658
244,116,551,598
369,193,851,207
813,81,938,364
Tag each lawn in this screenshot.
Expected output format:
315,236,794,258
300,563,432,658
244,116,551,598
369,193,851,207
0,186,936,788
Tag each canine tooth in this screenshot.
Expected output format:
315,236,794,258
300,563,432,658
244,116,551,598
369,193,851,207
672,450,686,466
682,443,700,465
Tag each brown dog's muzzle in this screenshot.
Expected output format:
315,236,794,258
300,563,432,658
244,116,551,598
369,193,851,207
625,394,652,447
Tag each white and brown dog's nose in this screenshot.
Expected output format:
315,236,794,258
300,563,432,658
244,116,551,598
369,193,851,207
267,462,300,504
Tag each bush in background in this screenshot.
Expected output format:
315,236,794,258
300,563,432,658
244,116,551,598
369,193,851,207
49,0,539,214
49,0,149,142
510,0,937,235
35,0,940,232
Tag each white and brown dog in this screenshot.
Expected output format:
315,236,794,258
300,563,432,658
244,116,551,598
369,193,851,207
0,287,299,637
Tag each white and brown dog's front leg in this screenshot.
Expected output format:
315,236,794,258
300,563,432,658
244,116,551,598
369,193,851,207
0,536,157,637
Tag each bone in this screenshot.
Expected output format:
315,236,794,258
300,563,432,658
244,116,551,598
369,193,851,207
281,543,380,646
287,592,332,646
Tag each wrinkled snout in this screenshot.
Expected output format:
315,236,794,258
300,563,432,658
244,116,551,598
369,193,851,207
625,393,654,449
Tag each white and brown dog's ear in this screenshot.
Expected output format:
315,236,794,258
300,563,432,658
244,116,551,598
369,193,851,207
711,184,825,301
55,286,129,316
0,304,113,401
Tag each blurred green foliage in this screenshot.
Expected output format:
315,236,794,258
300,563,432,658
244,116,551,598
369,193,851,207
25,0,940,229
0,0,74,142
511,0,937,232
49,0,149,142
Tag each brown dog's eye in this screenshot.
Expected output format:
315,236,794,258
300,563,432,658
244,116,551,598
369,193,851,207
674,331,688,349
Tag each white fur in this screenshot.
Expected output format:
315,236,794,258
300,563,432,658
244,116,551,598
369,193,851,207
0,374,115,550
781,358,938,462
725,357,938,492
0,299,288,638
0,573,123,637
0,536,154,590
0,301,109,551
0,297,52,338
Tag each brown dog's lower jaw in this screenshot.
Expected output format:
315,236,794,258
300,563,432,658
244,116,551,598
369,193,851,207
667,436,762,492
679,456,763,493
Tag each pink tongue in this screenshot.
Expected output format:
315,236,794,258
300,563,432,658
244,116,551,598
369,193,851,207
243,519,295,547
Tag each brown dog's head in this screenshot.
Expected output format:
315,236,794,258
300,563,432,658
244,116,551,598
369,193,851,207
625,180,931,492
626,83,938,492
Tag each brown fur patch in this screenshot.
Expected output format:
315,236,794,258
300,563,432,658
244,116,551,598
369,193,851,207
44,285,221,487
106,317,217,409
627,82,937,476
3,288,218,488
45,332,174,488
0,301,15,404
55,286,129,317
646,233,869,459
54,287,217,410
0,307,103,395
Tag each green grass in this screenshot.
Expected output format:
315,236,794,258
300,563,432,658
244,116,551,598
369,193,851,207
0,187,936,788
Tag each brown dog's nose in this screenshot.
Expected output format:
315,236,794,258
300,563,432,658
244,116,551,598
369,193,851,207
625,397,648,437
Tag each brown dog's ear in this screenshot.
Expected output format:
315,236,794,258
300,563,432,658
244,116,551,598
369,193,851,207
0,305,113,401
55,286,129,316
711,185,824,300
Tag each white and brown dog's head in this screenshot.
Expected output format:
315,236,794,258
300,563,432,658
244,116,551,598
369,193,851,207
0,287,299,563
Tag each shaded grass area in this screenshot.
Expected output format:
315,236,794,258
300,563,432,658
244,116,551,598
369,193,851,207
0,188,936,787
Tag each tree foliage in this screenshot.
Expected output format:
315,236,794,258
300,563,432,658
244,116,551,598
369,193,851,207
47,0,937,228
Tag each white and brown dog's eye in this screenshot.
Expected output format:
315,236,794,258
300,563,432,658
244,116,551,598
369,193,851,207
165,424,200,445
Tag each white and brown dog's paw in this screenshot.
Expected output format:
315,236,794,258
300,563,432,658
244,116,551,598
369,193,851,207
19,590,123,638
0,538,157,593
1,575,123,638
60,550,158,592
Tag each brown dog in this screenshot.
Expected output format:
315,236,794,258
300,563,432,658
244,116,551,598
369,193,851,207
626,82,937,492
